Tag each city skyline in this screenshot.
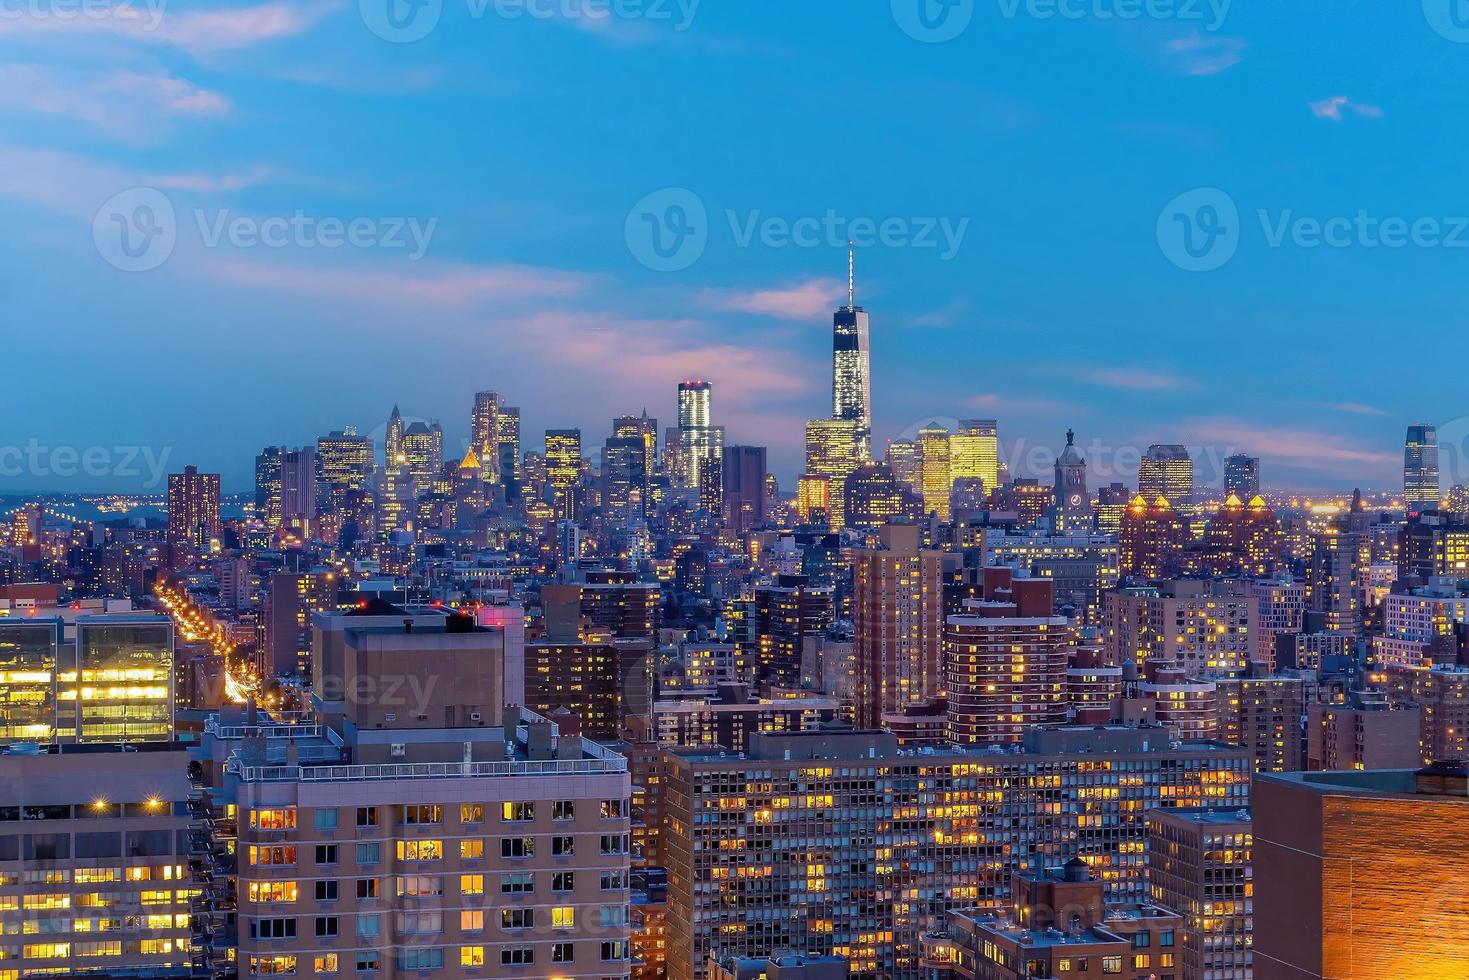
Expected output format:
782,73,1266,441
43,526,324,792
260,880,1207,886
2,4,1466,492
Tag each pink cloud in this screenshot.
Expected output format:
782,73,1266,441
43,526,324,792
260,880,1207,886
204,260,591,306
1320,401,1388,417
0,65,228,138
0,0,341,55
1165,32,1246,76
1309,96,1382,122
699,278,845,320
1186,419,1398,472
1082,368,1187,392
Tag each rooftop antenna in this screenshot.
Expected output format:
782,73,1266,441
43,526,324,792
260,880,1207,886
846,240,855,309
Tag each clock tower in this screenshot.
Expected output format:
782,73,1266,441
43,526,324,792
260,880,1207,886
1052,428,1092,533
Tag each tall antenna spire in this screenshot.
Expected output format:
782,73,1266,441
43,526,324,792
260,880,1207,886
846,240,855,309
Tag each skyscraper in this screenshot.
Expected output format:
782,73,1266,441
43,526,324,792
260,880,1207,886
497,405,522,483
166,464,221,551
614,411,658,478
831,243,872,458
401,420,443,486
254,446,283,529
1139,444,1194,506
384,404,405,473
315,427,373,511
544,428,582,517
721,445,768,534
917,424,952,521
804,418,861,529
470,390,501,483
949,419,999,496
1224,452,1261,499
278,446,317,536
1405,422,1441,508
677,380,716,489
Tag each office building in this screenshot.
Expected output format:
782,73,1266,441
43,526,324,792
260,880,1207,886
524,637,622,740
1223,454,1260,500
1254,763,1469,979
1139,445,1194,507
949,420,999,500
1147,807,1253,980
677,381,717,490
803,419,862,529
401,420,444,487
662,726,1249,980
255,447,284,529
470,391,502,483
0,742,194,978
1404,422,1441,509
831,246,872,458
917,424,952,521
843,462,916,528
315,428,373,511
721,446,768,534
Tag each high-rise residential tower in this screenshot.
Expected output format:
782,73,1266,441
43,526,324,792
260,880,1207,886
676,380,717,489
166,464,221,551
1405,422,1441,508
831,243,872,458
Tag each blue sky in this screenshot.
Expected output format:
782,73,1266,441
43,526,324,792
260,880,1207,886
2,0,1467,493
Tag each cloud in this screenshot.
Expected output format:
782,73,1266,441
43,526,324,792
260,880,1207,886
1081,368,1187,392
0,0,342,57
967,392,1073,414
502,310,814,404
1164,31,1246,76
698,278,844,320
204,259,592,307
1319,401,1388,417
0,65,228,138
1185,419,1398,473
1309,96,1383,122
